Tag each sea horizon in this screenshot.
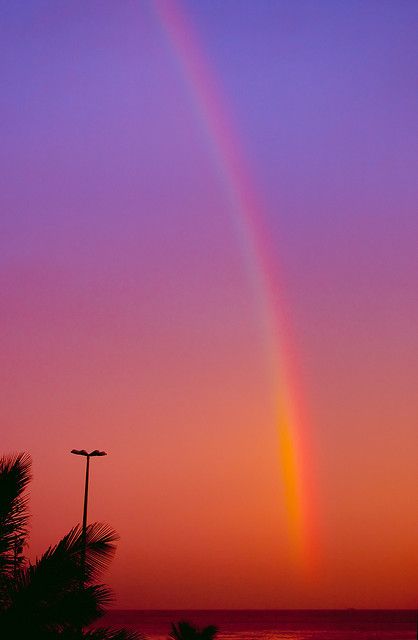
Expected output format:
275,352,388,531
98,608,417,640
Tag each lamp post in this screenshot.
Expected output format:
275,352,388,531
70,449,107,580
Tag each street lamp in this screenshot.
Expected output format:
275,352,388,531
70,449,107,577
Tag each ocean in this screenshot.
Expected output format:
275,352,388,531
98,609,417,640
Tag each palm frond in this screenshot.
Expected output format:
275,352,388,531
0,453,31,577
84,522,120,581
84,628,144,640
170,621,197,640
30,522,118,588
169,622,183,640
200,626,218,640
0,581,113,634
170,621,219,640
1,523,118,632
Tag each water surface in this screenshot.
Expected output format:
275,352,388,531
99,609,417,640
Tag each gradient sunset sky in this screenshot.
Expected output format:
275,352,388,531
1,0,417,609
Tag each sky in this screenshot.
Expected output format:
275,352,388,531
1,0,417,609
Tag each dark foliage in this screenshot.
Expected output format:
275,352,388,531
170,621,219,640
0,453,31,580
0,452,142,640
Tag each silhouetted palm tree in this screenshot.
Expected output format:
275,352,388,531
0,452,31,584
169,621,219,640
0,452,140,640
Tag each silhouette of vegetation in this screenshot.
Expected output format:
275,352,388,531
0,452,140,639
169,621,219,640
0,452,31,581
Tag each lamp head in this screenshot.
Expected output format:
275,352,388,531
71,449,89,456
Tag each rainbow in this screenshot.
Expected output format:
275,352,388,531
152,0,316,569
